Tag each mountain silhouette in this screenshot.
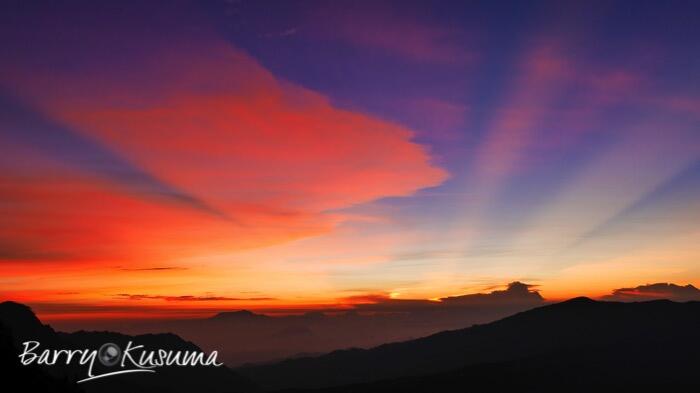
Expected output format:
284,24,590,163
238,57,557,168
0,306,83,393
239,297,700,391
49,282,544,366
210,310,270,321
4,298,700,392
0,301,257,393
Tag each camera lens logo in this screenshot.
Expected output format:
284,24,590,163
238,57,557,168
98,343,122,367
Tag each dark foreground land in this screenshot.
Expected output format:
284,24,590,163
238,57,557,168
2,298,699,393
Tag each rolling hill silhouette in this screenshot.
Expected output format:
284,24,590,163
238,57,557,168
0,301,257,393
239,297,700,391
3,298,700,392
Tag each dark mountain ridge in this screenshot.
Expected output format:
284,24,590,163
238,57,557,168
4,298,700,392
0,301,256,393
239,297,700,391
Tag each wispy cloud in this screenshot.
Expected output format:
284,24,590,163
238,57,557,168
307,3,473,64
117,267,188,271
115,294,277,302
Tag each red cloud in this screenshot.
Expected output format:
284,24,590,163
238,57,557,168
0,38,447,266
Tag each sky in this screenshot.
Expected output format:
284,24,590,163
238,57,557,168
0,0,699,321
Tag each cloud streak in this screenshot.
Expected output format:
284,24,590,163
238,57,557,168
115,294,277,302
0,92,230,220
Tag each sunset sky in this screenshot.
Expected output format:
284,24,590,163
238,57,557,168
1,0,699,321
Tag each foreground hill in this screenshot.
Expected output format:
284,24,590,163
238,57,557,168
239,297,700,391
0,301,256,393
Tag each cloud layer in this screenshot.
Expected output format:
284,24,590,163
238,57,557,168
0,6,446,267
601,283,700,302
344,282,544,312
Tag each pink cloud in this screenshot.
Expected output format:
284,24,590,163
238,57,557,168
307,3,473,64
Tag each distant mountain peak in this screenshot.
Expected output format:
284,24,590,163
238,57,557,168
211,309,266,320
562,296,596,304
302,311,326,319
